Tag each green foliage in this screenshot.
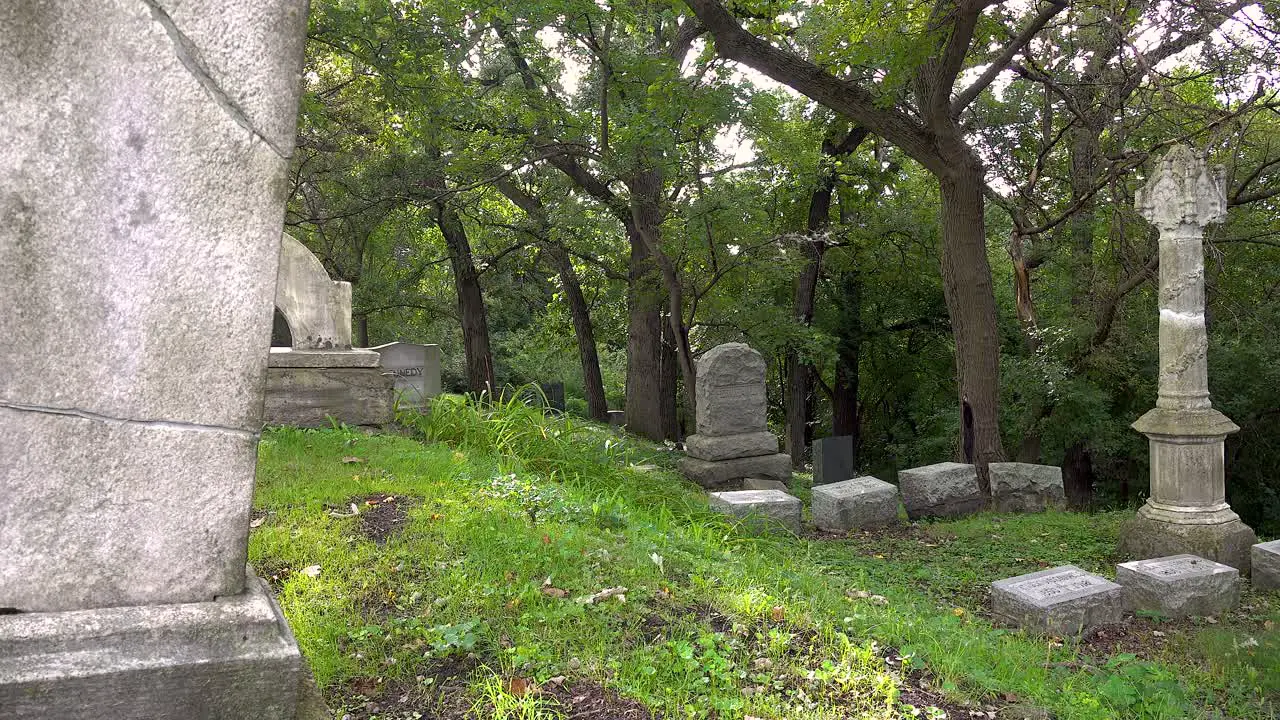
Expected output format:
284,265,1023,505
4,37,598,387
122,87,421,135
252,408,1279,719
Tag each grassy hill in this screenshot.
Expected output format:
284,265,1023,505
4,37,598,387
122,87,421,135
250,396,1278,719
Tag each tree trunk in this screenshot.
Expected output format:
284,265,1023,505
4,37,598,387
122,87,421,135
661,314,681,439
629,168,698,415
547,243,608,421
938,163,1006,493
1062,442,1096,509
435,201,495,395
625,233,674,440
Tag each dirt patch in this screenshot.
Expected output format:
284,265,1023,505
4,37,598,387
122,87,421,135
880,646,1007,718
1077,617,1180,662
350,494,418,544
544,679,659,719
331,669,659,720
332,657,478,720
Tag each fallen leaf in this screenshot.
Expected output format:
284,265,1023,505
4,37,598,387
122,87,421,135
541,535,552,545
1205,616,1219,624
548,676,566,686
584,586,628,604
430,513,444,521
541,586,569,598
1264,620,1274,631
300,565,321,577
770,606,786,622
952,607,966,617
341,456,364,464
508,677,532,697
249,516,266,528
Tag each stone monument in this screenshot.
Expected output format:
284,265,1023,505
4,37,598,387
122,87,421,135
1118,146,1257,570
371,341,442,409
264,233,394,427
679,343,792,489
0,2,314,717
813,435,855,486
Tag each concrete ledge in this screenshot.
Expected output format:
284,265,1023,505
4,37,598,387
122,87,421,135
264,367,394,427
268,347,382,368
0,573,302,719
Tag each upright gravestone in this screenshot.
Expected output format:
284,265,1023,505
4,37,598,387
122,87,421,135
1,2,311,718
371,341,442,409
1118,146,1257,570
679,343,791,489
813,435,855,486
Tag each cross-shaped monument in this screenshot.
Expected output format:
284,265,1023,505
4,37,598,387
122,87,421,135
1118,145,1257,571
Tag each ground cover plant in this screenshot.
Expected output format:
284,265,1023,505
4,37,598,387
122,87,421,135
250,397,1278,719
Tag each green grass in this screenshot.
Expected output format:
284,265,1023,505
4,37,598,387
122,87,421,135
250,395,1279,719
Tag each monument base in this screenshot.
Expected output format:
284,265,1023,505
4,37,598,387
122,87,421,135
679,453,792,490
0,574,316,720
1118,506,1257,573
264,366,394,427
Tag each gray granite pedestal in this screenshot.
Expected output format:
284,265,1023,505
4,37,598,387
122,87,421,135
0,574,303,719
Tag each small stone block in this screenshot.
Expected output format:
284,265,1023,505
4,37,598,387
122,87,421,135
899,462,983,519
742,477,788,492
813,436,855,486
607,410,626,426
708,490,802,533
991,565,1123,636
1116,554,1241,617
1253,541,1280,592
812,476,899,532
685,432,779,461
989,462,1065,512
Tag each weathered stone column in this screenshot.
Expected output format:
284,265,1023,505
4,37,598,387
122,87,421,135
0,2,316,717
1118,146,1257,570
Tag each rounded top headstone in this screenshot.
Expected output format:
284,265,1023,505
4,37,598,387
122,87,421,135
697,343,766,387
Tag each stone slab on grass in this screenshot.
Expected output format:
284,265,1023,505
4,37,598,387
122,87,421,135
812,476,900,532
685,432,778,461
899,462,983,520
1116,554,1241,617
990,462,1065,512
708,490,801,533
991,565,1123,636
1254,541,1280,592
679,453,792,490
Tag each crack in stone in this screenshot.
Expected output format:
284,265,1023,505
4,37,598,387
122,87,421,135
140,0,289,159
0,400,258,438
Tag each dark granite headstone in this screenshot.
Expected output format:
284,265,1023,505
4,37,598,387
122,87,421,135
540,382,566,412
813,436,855,486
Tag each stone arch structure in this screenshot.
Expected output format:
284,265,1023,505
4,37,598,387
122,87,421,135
274,233,352,350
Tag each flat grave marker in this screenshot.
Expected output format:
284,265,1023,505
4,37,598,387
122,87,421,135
1116,554,1240,617
991,565,1123,636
